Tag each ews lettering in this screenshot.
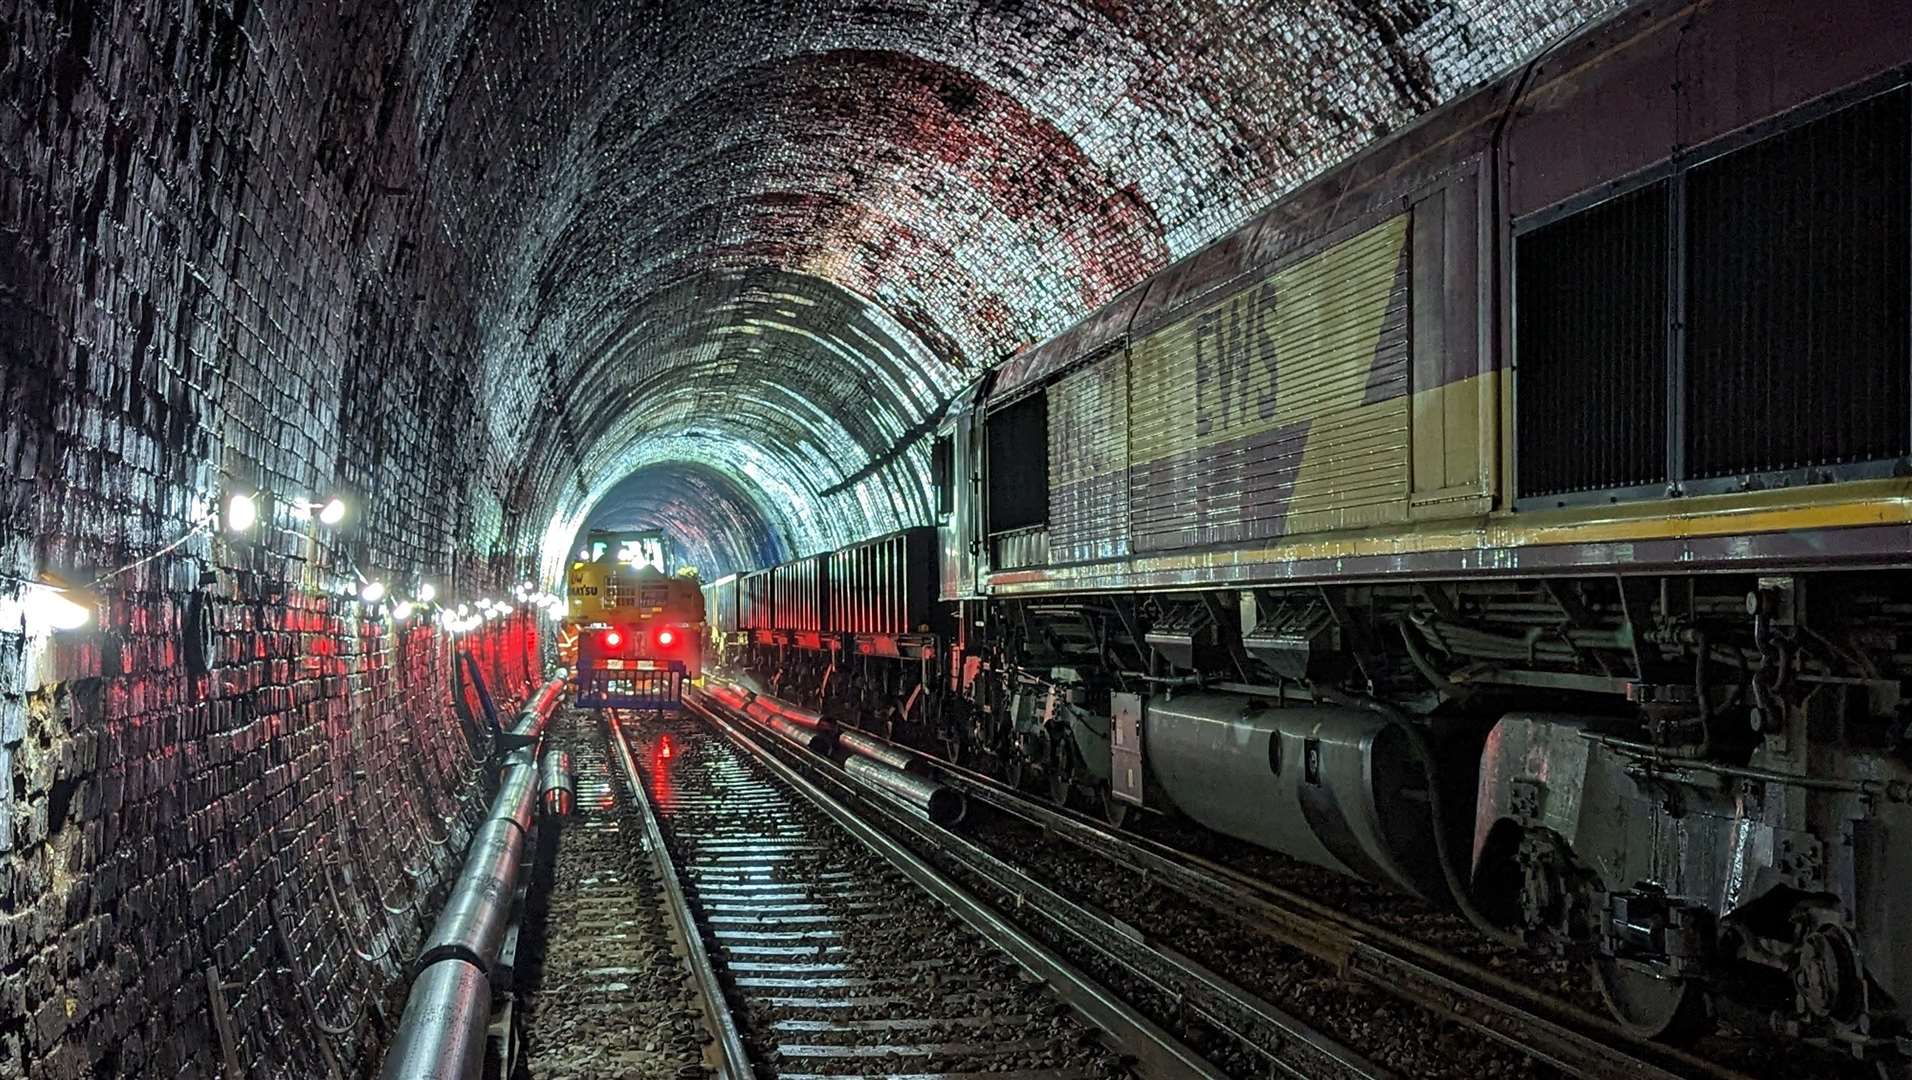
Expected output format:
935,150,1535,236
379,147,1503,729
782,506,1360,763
1194,282,1279,437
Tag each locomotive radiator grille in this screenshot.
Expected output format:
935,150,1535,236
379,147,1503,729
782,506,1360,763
1685,84,1911,479
1515,181,1671,500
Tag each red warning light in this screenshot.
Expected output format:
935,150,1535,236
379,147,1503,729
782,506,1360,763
602,629,623,649
656,628,676,648
660,736,673,760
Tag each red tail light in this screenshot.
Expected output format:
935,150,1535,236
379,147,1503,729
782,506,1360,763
660,736,673,760
656,628,676,648
602,629,623,649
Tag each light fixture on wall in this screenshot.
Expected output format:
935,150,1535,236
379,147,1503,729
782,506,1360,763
391,600,415,621
289,496,348,525
225,493,258,533
416,582,437,604
360,581,387,603
2,576,94,633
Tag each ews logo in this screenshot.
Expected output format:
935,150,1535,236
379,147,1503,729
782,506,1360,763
1193,282,1279,437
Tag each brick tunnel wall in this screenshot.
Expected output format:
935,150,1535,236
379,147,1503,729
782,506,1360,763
0,4,544,1077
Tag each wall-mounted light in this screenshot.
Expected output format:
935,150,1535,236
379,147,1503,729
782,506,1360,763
416,582,437,604
360,581,387,604
225,493,258,533
391,600,415,621
7,579,93,632
289,496,348,526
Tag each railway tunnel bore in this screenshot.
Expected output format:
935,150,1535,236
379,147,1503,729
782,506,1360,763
7,0,1912,1078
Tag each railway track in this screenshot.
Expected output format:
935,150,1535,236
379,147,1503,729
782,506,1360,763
608,706,1171,1079
698,679,1778,1080
675,687,1395,1080
513,707,709,1078
930,760,1738,1080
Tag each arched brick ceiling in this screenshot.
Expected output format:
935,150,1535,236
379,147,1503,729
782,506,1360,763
405,0,1621,578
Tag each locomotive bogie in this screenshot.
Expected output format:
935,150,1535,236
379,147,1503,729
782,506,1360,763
1474,695,1912,1048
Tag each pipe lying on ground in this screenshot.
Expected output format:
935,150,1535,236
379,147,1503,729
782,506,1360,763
416,817,526,972
834,728,924,774
381,672,563,1080
508,671,569,740
380,959,490,1080
844,755,966,827
705,682,752,712
701,677,963,825
757,695,827,730
539,750,574,817
765,715,837,755
489,757,538,833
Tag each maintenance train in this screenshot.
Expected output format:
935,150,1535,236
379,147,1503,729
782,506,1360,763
702,0,1912,1065
565,529,704,710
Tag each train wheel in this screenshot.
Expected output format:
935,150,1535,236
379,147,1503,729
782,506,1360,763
1047,770,1071,807
1593,956,1711,1042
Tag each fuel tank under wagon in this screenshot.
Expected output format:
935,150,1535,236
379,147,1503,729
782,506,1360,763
1136,692,1447,901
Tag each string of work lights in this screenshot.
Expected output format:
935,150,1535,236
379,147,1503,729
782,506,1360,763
3,490,565,638
217,492,567,637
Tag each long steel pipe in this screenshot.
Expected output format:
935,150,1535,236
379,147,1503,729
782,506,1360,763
416,817,526,972
508,671,569,740
766,715,837,755
704,680,957,821
756,694,827,730
835,728,922,773
489,758,538,834
382,672,562,1080
380,959,490,1080
844,755,966,826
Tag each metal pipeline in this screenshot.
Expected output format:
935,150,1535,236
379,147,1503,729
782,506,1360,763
380,959,490,1080
416,817,525,972
702,680,958,823
508,671,569,740
383,672,560,1080
835,728,925,774
539,750,575,817
844,755,966,827
705,681,753,712
766,715,837,755
751,692,828,730
489,758,538,834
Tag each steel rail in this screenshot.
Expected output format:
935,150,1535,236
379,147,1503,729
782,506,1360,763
851,720,1751,1080
680,690,1230,1080
689,688,1395,1080
605,712,752,1080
